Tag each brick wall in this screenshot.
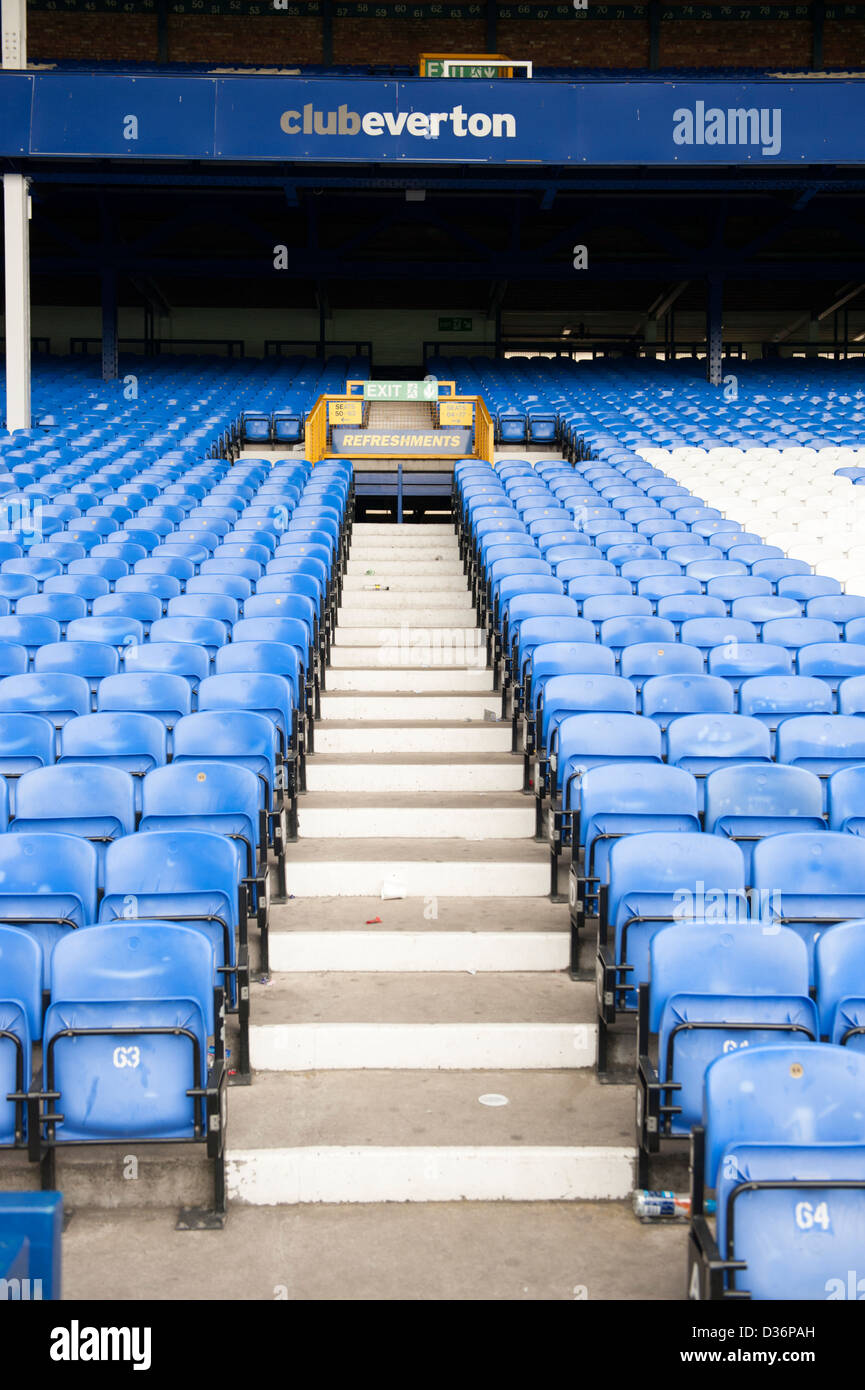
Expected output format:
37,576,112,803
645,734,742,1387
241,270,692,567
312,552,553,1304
169,15,322,64
823,22,865,66
499,18,649,68
28,7,855,73
333,18,485,66
659,20,812,68
29,13,158,62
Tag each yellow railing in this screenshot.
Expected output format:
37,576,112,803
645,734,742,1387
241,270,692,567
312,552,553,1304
304,388,491,461
475,395,493,462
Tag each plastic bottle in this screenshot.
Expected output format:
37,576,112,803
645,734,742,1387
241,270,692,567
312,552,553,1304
632,1190,717,1219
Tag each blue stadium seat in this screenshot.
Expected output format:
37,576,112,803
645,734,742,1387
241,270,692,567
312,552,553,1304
815,920,865,1049
666,714,772,812
597,832,746,1068
704,763,826,882
99,832,246,1073
0,673,91,728
753,830,865,972
11,764,135,886
0,832,97,987
39,922,227,1219
689,1045,865,1301
638,922,816,1183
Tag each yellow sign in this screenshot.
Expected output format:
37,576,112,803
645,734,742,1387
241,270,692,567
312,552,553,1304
439,400,473,427
328,399,363,425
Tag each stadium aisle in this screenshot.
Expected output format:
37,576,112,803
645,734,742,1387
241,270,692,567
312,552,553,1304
225,520,635,1209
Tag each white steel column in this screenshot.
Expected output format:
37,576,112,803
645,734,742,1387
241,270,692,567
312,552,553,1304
3,0,31,432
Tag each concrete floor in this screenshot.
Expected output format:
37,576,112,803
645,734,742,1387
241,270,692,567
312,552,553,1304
62,1201,687,1301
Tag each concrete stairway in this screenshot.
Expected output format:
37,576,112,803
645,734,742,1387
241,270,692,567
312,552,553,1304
227,521,636,1206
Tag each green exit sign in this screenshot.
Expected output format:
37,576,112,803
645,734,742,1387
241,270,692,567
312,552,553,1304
438,317,473,332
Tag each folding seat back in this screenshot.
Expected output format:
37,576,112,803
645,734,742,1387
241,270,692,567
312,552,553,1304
565,577,631,611
635,575,702,604
762,617,840,652
214,638,303,689
34,642,119,698
680,617,757,655
729,595,802,627
172,711,278,810
44,922,215,1140
148,616,229,656
0,924,42,1143
582,595,652,626
12,764,135,884
99,831,239,1000
541,673,636,751
94,672,193,734
705,763,825,882
705,575,772,607
0,672,91,728
0,615,60,659
599,616,675,656
753,830,865,968
580,763,700,885
605,832,746,1009
556,711,662,811
0,641,27,676
0,832,97,986
122,641,211,692
815,920,865,1047
703,1045,865,1300
776,714,865,789
60,711,167,793
738,675,834,739
140,762,262,883
620,643,703,703
516,617,598,678
807,594,865,625
656,595,726,629
66,615,145,652
640,674,735,739
797,642,865,692
649,923,816,1134
667,713,772,811
707,641,793,692
91,591,163,628
198,672,296,754
17,593,87,630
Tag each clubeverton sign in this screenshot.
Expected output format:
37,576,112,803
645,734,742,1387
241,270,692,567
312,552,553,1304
1,75,865,164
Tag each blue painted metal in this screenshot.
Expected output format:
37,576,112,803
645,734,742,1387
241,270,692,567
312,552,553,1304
2,75,865,166
397,464,403,524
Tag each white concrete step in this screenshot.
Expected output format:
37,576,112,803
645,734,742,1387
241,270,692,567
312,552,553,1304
342,574,469,593
267,895,566,972
337,606,478,627
329,645,486,669
319,693,500,720
305,754,522,793
326,668,494,692
352,524,456,536
226,1071,634,1204
350,548,461,565
337,590,474,609
248,973,595,1069
298,793,535,840
346,560,464,576
334,628,486,662
280,837,549,896
316,722,511,754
